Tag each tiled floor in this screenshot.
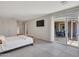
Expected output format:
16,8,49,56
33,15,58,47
0,39,79,57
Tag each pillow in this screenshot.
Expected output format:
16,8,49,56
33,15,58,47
18,35,27,40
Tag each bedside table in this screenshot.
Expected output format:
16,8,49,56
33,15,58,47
0,40,2,44
0,40,3,51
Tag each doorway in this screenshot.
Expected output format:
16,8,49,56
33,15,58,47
67,20,78,47
55,21,66,44
54,20,78,47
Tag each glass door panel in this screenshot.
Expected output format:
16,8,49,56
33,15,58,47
67,20,78,47
55,21,66,44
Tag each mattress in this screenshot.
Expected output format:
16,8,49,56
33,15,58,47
0,35,33,53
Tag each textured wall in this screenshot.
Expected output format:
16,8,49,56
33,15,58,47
27,16,52,41
0,19,17,37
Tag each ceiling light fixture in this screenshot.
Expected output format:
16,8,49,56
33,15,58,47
60,1,68,5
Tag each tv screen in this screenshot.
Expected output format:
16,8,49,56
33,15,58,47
36,20,44,27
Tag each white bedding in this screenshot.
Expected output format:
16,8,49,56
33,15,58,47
0,35,33,53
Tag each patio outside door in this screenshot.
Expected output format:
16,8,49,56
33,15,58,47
55,21,67,44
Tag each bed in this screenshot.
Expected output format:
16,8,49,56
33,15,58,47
0,35,33,54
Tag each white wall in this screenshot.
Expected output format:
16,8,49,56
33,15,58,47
27,16,52,41
17,21,25,35
50,17,55,42
26,6,79,42
0,19,17,37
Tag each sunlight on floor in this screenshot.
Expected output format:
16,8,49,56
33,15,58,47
67,40,78,47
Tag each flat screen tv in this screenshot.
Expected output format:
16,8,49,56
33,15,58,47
36,20,44,27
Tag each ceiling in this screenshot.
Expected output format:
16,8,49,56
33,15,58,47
0,1,79,21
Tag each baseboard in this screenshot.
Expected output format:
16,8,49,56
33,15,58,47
33,37,52,43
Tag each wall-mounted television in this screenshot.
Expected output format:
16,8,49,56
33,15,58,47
36,20,44,27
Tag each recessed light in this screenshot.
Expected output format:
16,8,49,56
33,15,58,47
60,1,68,5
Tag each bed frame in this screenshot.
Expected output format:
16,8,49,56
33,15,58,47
0,43,33,54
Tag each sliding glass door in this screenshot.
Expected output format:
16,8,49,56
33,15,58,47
67,20,78,47
54,18,79,47
55,21,67,44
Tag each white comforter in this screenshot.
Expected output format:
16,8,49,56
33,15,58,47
0,35,33,53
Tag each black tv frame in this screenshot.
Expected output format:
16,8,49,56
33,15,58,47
36,20,44,27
